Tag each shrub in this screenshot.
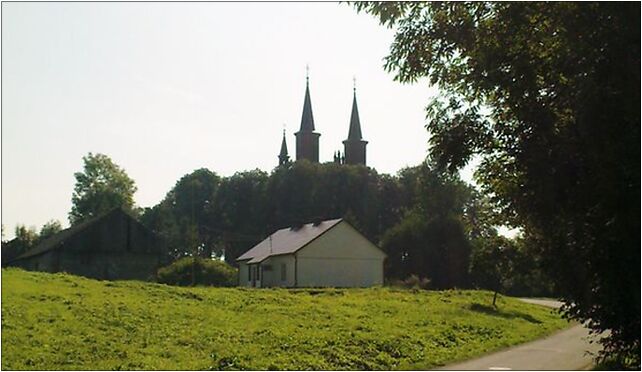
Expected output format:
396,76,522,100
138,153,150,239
157,257,237,287
390,275,431,290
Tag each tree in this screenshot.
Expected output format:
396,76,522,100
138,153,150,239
141,168,221,260
382,163,474,289
69,153,137,225
469,234,517,307
355,2,640,366
39,220,63,241
2,225,40,265
214,169,269,265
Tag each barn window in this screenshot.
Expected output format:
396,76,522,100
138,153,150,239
258,265,262,281
280,263,287,281
248,265,251,281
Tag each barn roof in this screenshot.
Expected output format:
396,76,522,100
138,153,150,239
9,207,140,262
236,219,343,264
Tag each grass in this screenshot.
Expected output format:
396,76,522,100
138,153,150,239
1,268,569,370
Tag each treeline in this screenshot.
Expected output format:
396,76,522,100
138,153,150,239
140,159,554,296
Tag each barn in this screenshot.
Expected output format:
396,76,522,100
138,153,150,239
236,219,386,288
7,207,165,281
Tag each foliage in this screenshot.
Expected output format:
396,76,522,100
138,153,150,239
1,268,568,370
141,168,222,260
39,220,63,241
382,164,473,289
1,225,39,265
355,2,640,366
390,275,431,290
13,225,39,249
156,257,237,287
142,162,409,266
69,153,138,225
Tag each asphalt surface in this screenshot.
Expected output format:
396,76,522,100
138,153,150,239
438,298,603,371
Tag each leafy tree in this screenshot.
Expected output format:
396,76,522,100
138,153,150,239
382,163,473,289
469,234,517,307
69,153,137,225
2,225,39,266
14,225,39,249
355,2,640,365
39,220,63,241
214,169,269,265
142,168,221,260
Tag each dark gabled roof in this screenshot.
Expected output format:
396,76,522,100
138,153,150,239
10,207,137,262
237,219,342,264
298,79,316,132
347,90,363,140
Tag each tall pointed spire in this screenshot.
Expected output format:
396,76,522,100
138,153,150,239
295,66,321,163
278,128,289,166
347,83,363,140
300,66,315,132
343,78,368,165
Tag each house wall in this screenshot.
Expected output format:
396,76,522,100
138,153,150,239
296,221,386,287
238,255,296,288
238,262,250,287
260,255,296,288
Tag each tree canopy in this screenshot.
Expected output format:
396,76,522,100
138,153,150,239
69,153,138,225
355,2,640,366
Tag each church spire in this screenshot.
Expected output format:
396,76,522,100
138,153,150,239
295,66,321,163
343,78,368,165
278,128,289,166
300,66,315,132
347,80,363,140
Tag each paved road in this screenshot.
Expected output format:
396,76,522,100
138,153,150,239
439,298,602,371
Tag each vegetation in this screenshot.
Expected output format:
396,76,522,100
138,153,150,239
69,152,138,225
156,257,237,287
1,269,568,370
355,2,640,366
38,220,63,241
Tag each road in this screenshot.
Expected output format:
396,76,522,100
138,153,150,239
438,298,603,371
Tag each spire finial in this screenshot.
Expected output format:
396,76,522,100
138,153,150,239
306,64,310,83
353,75,356,93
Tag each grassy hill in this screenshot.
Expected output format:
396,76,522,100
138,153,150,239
1,268,568,370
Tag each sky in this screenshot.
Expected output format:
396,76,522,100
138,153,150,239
2,2,476,239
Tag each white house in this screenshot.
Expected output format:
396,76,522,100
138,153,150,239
236,219,386,288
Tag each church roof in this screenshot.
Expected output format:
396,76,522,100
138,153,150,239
299,79,315,132
279,130,288,157
347,90,363,140
236,219,342,264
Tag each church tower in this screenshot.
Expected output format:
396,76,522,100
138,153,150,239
342,83,368,165
294,71,320,163
278,129,290,166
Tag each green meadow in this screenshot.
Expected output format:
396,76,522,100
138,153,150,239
1,268,569,370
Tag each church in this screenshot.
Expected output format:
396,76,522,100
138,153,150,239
278,74,368,166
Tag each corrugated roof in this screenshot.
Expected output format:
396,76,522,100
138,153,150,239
236,219,342,263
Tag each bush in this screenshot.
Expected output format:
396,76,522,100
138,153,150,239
157,257,237,287
390,275,431,290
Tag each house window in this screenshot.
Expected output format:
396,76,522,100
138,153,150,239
258,266,262,281
280,263,287,281
248,265,252,281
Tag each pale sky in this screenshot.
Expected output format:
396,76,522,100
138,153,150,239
2,2,474,239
